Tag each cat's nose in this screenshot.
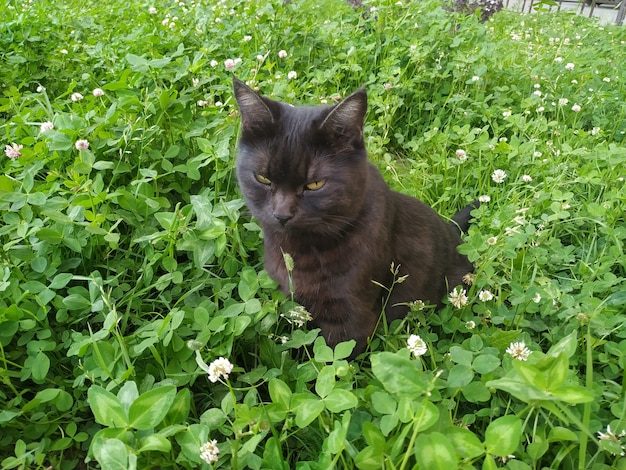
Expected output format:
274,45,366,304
274,214,293,226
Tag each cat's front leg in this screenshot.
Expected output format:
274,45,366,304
310,300,379,359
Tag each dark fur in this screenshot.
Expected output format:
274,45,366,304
233,78,475,356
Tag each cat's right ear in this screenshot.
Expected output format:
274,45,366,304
233,77,276,131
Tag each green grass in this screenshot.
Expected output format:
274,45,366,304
1,0,625,468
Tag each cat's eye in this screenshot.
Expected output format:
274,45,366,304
255,174,272,185
305,180,326,191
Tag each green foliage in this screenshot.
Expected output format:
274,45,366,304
1,0,625,468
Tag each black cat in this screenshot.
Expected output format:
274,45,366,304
233,77,476,356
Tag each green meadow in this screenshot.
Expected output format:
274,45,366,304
1,0,625,468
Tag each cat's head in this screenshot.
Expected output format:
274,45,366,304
233,77,370,236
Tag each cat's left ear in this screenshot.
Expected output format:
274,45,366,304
320,87,367,138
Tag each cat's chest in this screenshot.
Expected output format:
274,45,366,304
264,236,353,296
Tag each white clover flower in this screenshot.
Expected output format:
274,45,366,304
533,151,542,157
448,287,468,309
506,341,531,361
243,35,252,41
200,439,220,464
75,139,90,151
36,85,46,92
479,290,494,301
512,215,526,225
197,100,209,107
207,357,234,383
71,92,84,102
287,71,297,80
491,169,507,183
40,121,54,133
224,58,236,69
455,149,468,162
536,106,545,113
465,320,476,329
149,6,157,14
532,292,541,303
603,77,611,83
409,300,425,311
186,339,203,351
210,59,218,67
192,78,200,87
60,49,68,55
92,88,104,97
462,273,476,286
471,75,480,82
281,305,312,327
571,104,581,113
597,425,626,443
533,90,542,97
487,236,498,246
407,334,428,357
478,195,491,203
558,98,569,106
278,50,288,58
565,62,575,71
554,57,563,63
5,143,23,159
522,174,533,183
591,127,601,136
215,101,223,107
502,110,512,118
